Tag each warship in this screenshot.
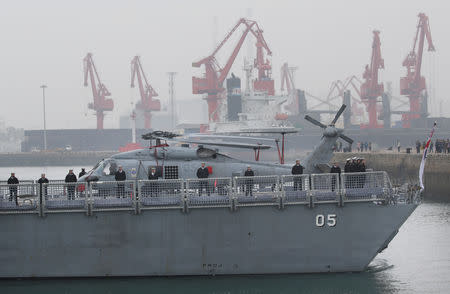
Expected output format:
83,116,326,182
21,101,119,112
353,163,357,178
0,106,420,278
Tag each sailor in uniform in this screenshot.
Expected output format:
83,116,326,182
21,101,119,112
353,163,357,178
196,162,210,196
291,159,304,191
148,167,159,197
115,165,127,198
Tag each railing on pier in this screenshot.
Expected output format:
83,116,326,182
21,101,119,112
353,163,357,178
0,171,398,215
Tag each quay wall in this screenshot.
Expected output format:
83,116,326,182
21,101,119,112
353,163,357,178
0,151,115,167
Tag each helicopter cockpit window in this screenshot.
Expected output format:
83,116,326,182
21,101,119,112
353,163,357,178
197,147,217,158
102,160,118,176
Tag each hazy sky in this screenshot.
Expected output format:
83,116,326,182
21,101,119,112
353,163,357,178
0,0,448,130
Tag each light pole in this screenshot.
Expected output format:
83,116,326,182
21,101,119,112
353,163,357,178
167,72,177,130
40,85,47,151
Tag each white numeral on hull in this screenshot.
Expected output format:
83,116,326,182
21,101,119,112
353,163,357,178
316,214,337,227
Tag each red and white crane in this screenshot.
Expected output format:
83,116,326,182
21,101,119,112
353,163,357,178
192,18,273,122
360,30,385,129
253,26,274,95
400,13,435,128
83,53,114,130
131,56,161,129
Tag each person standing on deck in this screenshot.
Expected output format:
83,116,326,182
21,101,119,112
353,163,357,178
7,172,19,205
148,167,159,197
115,165,127,198
37,173,49,199
330,162,341,192
196,162,210,196
65,169,77,200
291,160,304,191
79,168,86,178
244,166,254,196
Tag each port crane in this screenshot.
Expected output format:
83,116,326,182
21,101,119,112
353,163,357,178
192,18,273,122
83,53,114,130
400,13,435,128
131,56,161,129
360,30,385,129
280,62,299,114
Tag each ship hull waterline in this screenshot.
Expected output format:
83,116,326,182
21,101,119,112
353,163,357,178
0,202,417,278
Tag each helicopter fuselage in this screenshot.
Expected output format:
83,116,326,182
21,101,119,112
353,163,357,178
79,146,292,182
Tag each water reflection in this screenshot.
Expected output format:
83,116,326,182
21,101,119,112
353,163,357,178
0,270,402,294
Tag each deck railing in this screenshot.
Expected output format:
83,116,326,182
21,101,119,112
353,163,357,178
0,171,397,215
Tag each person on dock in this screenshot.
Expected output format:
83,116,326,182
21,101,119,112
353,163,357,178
148,167,159,197
65,169,77,200
330,162,341,192
291,159,304,191
115,165,126,198
244,166,254,196
79,168,86,178
7,172,19,205
37,173,49,199
196,162,210,196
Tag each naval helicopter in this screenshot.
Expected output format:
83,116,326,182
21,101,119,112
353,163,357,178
79,105,353,182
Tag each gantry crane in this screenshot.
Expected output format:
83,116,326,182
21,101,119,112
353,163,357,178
131,56,161,129
83,53,114,130
360,30,385,129
400,13,435,128
280,62,299,114
253,27,274,95
192,18,273,122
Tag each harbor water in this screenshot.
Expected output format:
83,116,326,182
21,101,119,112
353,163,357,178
0,166,449,293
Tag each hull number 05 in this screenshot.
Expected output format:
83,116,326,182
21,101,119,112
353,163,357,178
315,214,337,227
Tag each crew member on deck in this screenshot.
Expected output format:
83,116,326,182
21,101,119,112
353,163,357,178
196,162,210,196
330,162,341,191
148,167,159,197
79,168,86,178
7,172,19,205
37,173,49,199
291,159,304,191
115,166,127,198
65,169,77,200
244,165,254,196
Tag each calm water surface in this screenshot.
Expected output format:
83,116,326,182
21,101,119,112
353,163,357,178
0,167,449,293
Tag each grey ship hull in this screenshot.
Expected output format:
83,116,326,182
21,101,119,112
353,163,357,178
0,202,416,277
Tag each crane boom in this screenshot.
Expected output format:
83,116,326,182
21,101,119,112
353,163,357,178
400,13,435,128
83,53,114,130
192,18,272,122
280,62,298,114
131,56,160,129
360,30,384,129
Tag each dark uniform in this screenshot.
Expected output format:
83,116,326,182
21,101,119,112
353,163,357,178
359,160,366,188
330,164,341,191
7,174,19,205
65,172,77,200
37,176,49,198
344,159,352,188
79,169,86,178
244,168,254,196
115,169,127,198
196,166,210,196
148,170,159,197
291,163,304,191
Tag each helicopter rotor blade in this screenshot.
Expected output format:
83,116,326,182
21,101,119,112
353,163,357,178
339,134,354,144
330,104,347,125
304,115,326,128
